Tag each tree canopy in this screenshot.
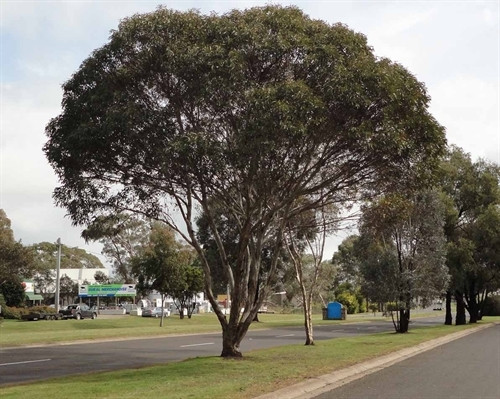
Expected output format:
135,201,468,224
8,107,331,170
0,209,37,288
44,6,446,356
82,213,149,283
131,222,201,321
31,242,104,270
438,147,500,324
358,190,449,332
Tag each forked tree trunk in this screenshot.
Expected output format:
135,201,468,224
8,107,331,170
221,323,244,357
444,290,453,325
455,291,467,325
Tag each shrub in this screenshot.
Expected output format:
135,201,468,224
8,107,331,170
483,295,500,316
336,292,359,314
2,306,22,319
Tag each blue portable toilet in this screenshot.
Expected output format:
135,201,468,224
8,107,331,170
326,302,343,320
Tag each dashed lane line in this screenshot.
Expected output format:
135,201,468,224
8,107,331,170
179,343,215,348
0,359,51,367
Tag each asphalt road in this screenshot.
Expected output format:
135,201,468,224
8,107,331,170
313,323,500,399
0,317,442,386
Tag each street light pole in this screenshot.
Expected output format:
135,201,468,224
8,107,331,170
55,238,62,312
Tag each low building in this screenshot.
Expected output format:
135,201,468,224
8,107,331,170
23,280,44,305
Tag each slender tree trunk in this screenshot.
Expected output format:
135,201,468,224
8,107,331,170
477,290,489,321
455,291,466,325
252,284,260,322
303,295,314,345
445,290,453,325
160,294,165,327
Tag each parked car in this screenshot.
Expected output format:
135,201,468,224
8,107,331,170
142,307,171,318
59,304,97,320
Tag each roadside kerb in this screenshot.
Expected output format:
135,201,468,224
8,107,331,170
255,323,496,399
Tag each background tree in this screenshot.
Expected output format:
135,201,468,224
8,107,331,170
44,6,446,356
83,213,149,283
438,147,500,324
284,205,338,345
333,235,398,313
169,264,204,319
94,270,110,284
359,191,449,332
33,268,55,304
59,274,78,304
31,242,104,270
132,223,198,324
0,278,26,307
331,235,362,289
0,209,37,288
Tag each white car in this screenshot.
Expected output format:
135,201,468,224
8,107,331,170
142,307,171,318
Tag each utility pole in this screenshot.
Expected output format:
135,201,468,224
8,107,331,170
55,238,62,312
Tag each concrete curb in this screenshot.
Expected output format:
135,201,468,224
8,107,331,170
255,323,496,399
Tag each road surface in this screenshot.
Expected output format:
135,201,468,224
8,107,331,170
312,323,500,399
0,317,442,386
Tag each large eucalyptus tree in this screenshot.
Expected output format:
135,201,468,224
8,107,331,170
44,6,445,356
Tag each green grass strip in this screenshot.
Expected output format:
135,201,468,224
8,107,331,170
0,312,396,347
1,318,497,399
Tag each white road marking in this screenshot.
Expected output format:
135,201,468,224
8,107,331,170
0,358,51,367
180,342,214,348
276,334,295,338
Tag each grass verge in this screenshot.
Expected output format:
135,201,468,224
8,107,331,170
1,317,497,399
0,312,409,347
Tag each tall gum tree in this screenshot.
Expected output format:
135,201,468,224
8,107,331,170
44,6,446,356
359,191,449,333
438,147,500,324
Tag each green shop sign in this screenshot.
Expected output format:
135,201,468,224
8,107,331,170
79,284,136,297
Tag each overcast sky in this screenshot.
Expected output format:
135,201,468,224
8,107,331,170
1,0,499,270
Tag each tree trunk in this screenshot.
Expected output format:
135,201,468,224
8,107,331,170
221,324,243,357
444,290,453,325
477,290,488,321
463,279,478,323
303,300,314,346
253,283,261,322
468,299,478,323
455,291,466,325
398,308,410,333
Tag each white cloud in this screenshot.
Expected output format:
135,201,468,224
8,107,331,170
430,75,500,163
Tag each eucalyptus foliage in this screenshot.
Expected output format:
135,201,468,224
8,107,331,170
45,6,445,356
359,190,449,332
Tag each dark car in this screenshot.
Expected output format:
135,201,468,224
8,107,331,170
59,304,97,320
142,307,171,318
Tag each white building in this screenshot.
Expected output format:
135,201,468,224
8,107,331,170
57,268,110,284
